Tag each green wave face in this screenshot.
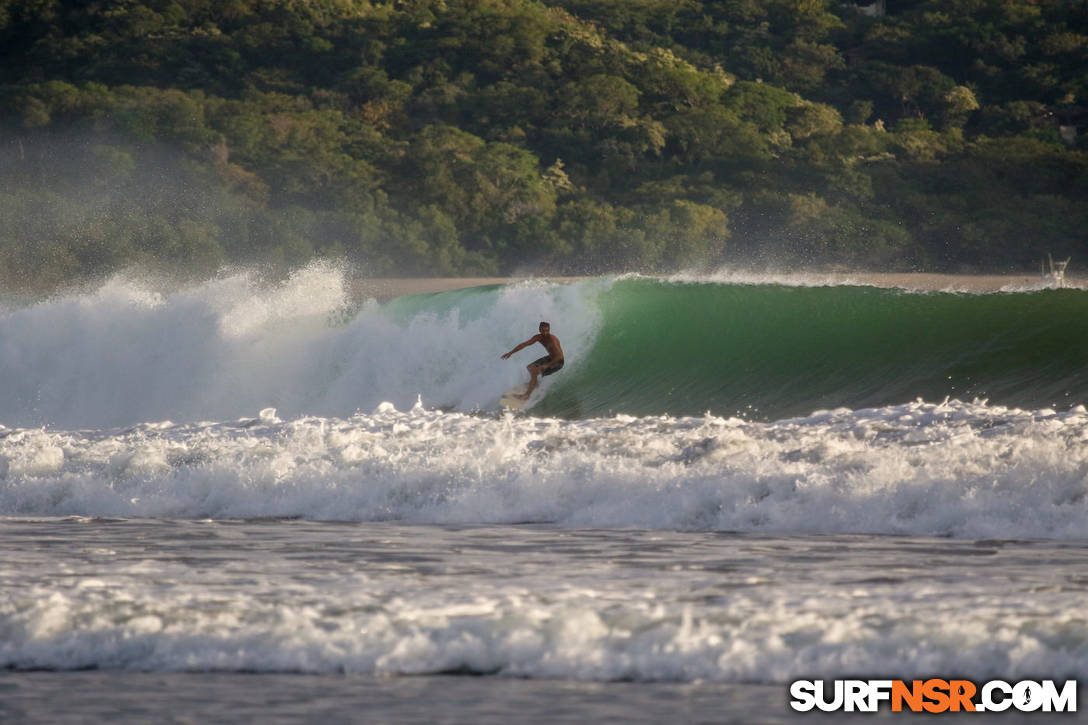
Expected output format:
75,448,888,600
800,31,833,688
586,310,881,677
533,279,1088,420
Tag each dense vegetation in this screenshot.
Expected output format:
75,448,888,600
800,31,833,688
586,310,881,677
1,0,1086,288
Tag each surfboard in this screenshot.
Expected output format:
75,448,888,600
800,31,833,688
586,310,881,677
499,384,530,410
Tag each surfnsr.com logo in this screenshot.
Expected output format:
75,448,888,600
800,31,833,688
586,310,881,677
790,679,1077,713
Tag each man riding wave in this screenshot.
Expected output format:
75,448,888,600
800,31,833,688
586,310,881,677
501,321,564,400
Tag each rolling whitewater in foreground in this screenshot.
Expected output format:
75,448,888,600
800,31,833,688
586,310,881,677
2,265,1088,722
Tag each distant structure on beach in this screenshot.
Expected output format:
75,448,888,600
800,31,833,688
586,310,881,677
1043,254,1071,288
1054,106,1086,146
845,0,886,17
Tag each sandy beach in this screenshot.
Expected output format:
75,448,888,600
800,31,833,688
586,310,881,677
352,272,1081,301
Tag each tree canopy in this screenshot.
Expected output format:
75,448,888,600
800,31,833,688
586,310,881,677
1,0,1085,289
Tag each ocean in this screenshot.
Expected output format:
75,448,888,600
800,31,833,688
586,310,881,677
2,266,1086,722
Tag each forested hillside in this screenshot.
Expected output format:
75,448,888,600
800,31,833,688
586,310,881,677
1,0,1086,288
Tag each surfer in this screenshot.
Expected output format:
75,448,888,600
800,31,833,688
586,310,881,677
501,321,564,399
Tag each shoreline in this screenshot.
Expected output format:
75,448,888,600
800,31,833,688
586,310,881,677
351,272,1081,301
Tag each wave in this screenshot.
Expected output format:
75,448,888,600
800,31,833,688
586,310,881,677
1,266,1086,429
538,276,1088,419
2,399,1087,540
4,515,1085,682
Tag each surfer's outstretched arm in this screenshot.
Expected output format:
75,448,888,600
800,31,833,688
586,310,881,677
501,334,542,359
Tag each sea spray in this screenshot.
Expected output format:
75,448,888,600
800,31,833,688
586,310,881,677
0,266,605,428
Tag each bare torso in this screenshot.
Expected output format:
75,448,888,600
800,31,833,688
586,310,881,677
535,333,563,361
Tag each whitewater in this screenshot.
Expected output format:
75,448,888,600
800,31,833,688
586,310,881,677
3,265,1087,723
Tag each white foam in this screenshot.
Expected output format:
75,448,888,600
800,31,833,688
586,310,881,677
667,267,1088,292
0,267,606,429
667,268,871,289
2,399,1087,541
2,523,1085,681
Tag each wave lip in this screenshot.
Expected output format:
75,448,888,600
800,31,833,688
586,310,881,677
668,269,1086,292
